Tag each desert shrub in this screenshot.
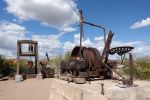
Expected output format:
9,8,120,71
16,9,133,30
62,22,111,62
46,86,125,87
63,51,71,62
0,55,15,76
122,57,150,80
49,52,71,71
0,55,28,77
19,59,28,73
50,55,62,71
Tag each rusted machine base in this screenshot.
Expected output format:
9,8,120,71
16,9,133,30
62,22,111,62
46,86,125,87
74,78,86,84
25,74,37,78
15,75,23,82
58,74,87,84
57,75,74,82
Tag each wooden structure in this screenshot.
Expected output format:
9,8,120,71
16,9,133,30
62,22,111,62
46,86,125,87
16,40,39,75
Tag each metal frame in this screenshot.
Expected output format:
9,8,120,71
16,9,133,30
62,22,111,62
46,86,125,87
79,10,106,60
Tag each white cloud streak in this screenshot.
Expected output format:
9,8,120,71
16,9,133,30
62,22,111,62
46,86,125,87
63,34,150,58
60,27,76,33
63,33,94,51
4,0,78,30
0,21,63,58
0,21,27,57
130,17,150,29
0,21,150,58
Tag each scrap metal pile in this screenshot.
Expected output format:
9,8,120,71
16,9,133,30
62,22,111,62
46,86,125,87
59,10,134,86
40,54,55,78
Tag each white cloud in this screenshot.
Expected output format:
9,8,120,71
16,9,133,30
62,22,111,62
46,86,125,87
82,38,93,47
74,33,80,44
0,21,63,58
0,49,16,58
93,36,105,51
130,17,150,29
63,33,150,58
4,0,78,30
63,41,75,50
133,45,150,56
109,40,150,58
0,21,26,36
0,21,26,57
63,33,93,50
94,36,104,41
73,33,93,46
63,33,79,50
32,34,61,49
0,21,149,58
111,41,144,47
60,27,76,33
31,32,72,58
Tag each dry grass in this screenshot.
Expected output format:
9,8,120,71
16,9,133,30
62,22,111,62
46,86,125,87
122,57,150,80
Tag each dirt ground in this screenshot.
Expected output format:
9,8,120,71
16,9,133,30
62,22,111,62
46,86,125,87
0,79,51,100
0,78,150,100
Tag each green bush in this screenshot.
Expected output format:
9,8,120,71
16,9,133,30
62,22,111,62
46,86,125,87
0,55,28,77
0,55,15,77
19,59,28,73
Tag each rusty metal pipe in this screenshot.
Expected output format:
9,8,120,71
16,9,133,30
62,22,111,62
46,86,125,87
84,21,106,46
105,64,126,80
78,10,106,60
128,53,133,86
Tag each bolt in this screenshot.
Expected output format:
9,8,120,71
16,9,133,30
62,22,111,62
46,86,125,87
88,78,91,84
67,78,70,84
101,83,104,95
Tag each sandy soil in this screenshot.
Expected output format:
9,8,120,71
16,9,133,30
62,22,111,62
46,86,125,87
0,78,150,100
0,79,51,100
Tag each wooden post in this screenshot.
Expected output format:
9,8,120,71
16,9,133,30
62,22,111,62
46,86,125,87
129,53,133,86
16,41,20,75
35,56,37,74
79,10,83,60
101,31,114,63
36,42,39,74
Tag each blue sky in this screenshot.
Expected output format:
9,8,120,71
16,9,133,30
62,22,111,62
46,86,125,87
77,0,150,41
0,0,150,58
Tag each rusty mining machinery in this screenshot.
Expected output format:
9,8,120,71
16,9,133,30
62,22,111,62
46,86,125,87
59,10,134,85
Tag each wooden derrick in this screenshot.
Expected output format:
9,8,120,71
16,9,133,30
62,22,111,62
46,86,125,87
16,40,39,76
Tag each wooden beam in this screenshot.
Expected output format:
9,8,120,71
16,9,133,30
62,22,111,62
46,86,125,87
16,41,20,75
129,53,133,86
16,40,39,75
18,40,37,44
